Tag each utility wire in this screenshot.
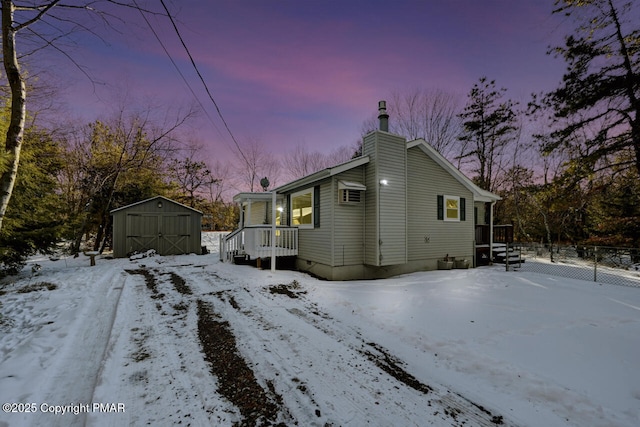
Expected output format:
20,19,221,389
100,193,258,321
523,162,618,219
132,0,225,142
157,0,250,168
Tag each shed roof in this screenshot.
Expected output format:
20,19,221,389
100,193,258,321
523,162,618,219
110,196,203,214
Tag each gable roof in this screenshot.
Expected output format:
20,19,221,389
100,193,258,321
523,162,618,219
110,196,203,214
275,155,370,193
407,139,501,202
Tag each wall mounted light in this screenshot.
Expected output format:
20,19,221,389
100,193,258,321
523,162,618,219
379,179,389,186
157,201,163,208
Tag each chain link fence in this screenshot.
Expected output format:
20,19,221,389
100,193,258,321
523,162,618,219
506,243,640,288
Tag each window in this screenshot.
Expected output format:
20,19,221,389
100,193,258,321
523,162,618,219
446,196,459,221
291,189,313,228
437,195,465,222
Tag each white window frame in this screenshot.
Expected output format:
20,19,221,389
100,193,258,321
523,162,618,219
290,188,314,229
444,195,460,222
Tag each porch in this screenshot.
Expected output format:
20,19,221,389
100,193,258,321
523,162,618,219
220,225,298,263
475,224,514,245
475,224,519,266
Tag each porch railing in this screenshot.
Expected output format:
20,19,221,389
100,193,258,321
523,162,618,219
221,226,298,262
475,224,513,245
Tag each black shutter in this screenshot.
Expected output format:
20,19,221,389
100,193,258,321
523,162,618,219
460,197,466,221
286,194,291,226
437,195,444,220
313,186,320,228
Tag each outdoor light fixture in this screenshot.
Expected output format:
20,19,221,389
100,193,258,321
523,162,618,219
379,179,389,186
157,201,163,208
277,206,284,212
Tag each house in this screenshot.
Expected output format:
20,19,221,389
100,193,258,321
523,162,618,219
111,196,203,257
221,101,503,280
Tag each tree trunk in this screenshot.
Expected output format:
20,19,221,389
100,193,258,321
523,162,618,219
0,1,26,233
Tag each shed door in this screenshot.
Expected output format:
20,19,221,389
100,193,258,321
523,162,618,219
126,214,159,254
160,214,191,255
125,213,192,255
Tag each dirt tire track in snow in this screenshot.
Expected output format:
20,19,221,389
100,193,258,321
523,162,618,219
265,280,508,426
127,266,290,426
124,267,218,425
197,299,287,427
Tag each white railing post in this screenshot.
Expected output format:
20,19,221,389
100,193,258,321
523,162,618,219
271,191,276,272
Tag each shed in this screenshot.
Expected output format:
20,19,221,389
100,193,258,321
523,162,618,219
111,196,203,258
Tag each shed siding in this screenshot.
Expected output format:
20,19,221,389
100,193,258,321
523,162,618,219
332,167,366,266
407,147,474,261
111,197,202,258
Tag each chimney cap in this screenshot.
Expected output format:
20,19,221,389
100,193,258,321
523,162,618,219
377,100,389,131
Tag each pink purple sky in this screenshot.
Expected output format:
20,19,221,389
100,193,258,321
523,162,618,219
40,0,568,163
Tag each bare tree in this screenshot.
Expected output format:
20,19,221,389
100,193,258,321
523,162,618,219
0,0,166,233
358,88,463,164
281,144,326,181
60,103,193,253
387,88,463,162
234,138,281,192
281,144,357,182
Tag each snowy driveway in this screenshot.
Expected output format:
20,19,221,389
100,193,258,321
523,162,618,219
1,238,639,426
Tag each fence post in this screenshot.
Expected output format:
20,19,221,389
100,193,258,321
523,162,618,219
505,241,510,271
593,246,598,282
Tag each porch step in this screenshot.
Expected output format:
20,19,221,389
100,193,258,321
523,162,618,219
493,247,524,264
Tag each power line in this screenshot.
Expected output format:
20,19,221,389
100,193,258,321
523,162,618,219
132,0,224,142
157,0,250,167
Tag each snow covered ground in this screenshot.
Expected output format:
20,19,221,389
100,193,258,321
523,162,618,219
1,232,639,426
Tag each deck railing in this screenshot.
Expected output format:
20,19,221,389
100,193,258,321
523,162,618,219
475,224,513,245
221,226,298,262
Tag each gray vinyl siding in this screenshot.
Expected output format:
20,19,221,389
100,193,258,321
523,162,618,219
407,147,474,261
475,201,487,225
363,131,407,266
363,133,379,265
377,133,407,266
295,181,332,265
247,202,268,225
332,167,366,266
111,197,202,258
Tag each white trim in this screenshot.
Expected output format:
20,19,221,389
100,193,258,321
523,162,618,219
443,195,460,222
338,181,367,191
407,139,501,203
275,156,370,193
